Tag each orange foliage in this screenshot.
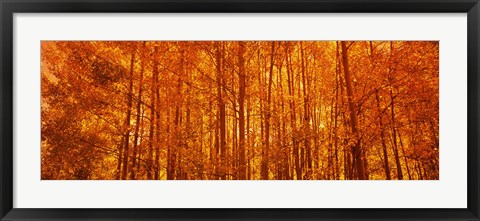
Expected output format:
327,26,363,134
41,41,439,180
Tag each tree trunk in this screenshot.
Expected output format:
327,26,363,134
154,56,161,180
116,144,123,179
398,131,412,180
386,43,403,181
340,41,366,180
300,42,312,178
375,91,391,180
390,90,403,180
147,45,158,180
334,42,340,180
285,43,302,180
121,48,135,180
262,42,275,180
238,42,247,180
246,95,251,180
130,42,145,180
216,42,227,180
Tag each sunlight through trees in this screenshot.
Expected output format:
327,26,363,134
41,41,439,180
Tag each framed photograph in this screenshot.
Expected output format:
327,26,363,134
1,0,479,220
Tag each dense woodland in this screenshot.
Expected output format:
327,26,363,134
41,41,439,180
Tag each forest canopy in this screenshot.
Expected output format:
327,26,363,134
41,41,439,180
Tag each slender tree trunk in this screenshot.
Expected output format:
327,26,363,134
167,108,174,180
147,46,158,180
375,91,391,180
334,42,340,180
262,42,275,180
231,67,237,180
246,95,251,180
387,42,403,180
116,143,123,179
238,42,247,180
121,48,136,180
285,43,301,180
277,54,289,180
300,42,312,178
398,131,412,180
130,42,145,180
136,110,145,176
171,90,181,180
208,79,215,180
340,41,366,180
215,42,227,180
390,90,403,180
154,58,161,180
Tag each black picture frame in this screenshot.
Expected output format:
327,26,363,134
1,0,479,220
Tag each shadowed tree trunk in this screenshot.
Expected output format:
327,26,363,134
341,41,367,180
285,43,302,180
130,42,145,180
376,90,391,180
238,42,247,180
121,48,136,180
262,42,275,180
147,45,158,180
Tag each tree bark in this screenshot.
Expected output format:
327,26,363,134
390,90,403,180
130,42,145,180
121,48,135,180
262,42,275,180
147,45,158,180
375,91,391,180
340,41,367,180
154,53,161,180
388,42,403,180
300,42,312,178
285,43,302,180
238,42,247,180
216,42,227,180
